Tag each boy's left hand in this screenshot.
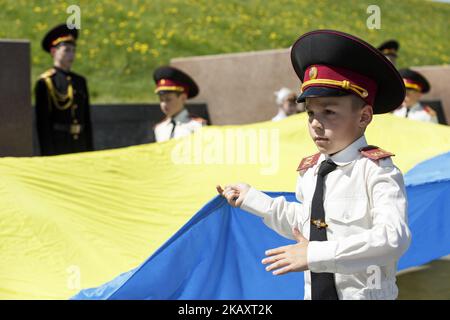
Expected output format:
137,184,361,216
262,228,309,275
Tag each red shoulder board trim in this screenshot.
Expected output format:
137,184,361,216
423,106,437,117
296,153,320,172
191,117,207,124
359,145,394,160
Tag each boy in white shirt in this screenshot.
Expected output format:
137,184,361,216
217,30,411,300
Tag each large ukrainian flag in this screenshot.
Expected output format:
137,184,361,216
1,113,449,299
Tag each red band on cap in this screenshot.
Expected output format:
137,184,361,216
51,34,75,47
403,79,422,92
302,65,378,106
155,79,190,95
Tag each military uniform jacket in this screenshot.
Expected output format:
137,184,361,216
393,103,438,124
154,108,205,142
240,135,411,300
35,67,93,155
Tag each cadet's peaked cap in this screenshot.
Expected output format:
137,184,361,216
399,68,430,94
153,66,199,99
291,30,405,114
377,39,400,57
42,23,78,52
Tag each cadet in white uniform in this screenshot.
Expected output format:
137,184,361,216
153,66,206,142
218,30,411,300
393,68,437,124
271,87,298,121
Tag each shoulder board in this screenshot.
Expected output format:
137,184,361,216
423,105,437,117
359,145,394,160
190,116,207,124
39,68,56,79
69,71,85,81
296,153,320,173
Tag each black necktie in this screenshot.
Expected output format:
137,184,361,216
310,159,339,300
170,119,176,138
405,107,410,118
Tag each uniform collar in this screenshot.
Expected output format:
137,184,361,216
318,135,368,168
329,135,367,165
171,108,190,124
53,65,71,75
409,102,422,111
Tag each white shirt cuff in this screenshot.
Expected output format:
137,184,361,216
240,187,273,219
307,240,338,273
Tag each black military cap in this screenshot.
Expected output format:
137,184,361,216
153,66,199,99
399,68,430,94
377,40,399,58
42,23,78,53
291,30,405,114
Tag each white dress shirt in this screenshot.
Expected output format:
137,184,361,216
241,135,412,300
154,108,205,142
271,109,288,122
393,103,438,123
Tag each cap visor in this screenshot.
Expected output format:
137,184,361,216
296,87,349,103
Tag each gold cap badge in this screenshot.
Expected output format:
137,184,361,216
309,66,318,80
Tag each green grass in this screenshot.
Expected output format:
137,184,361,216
0,0,449,103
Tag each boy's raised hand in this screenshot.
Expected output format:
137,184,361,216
216,183,250,208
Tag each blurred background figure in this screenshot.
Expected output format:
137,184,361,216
271,87,298,121
377,39,399,66
393,68,437,124
35,23,93,156
153,66,207,142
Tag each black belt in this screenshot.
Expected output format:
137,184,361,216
53,123,83,135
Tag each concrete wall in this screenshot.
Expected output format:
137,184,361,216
0,40,32,157
172,49,299,125
172,49,450,125
413,65,450,123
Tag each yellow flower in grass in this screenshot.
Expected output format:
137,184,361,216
150,49,160,58
167,30,175,38
165,7,178,14
89,48,97,57
35,22,48,32
139,43,149,54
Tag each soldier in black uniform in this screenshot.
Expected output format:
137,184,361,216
377,39,399,66
35,24,93,156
